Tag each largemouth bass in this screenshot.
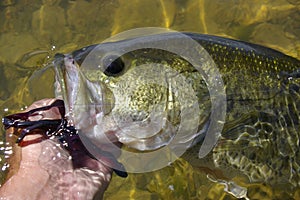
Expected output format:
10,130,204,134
54,32,300,189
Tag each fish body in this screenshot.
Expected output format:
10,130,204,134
55,33,300,187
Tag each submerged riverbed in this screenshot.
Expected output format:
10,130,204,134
0,0,299,199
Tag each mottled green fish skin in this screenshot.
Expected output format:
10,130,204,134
184,33,300,188
71,33,300,188
188,33,300,116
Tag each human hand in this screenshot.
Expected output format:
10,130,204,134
0,98,124,200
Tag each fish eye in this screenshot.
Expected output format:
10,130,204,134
102,55,125,76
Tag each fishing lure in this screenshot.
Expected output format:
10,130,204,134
2,98,127,177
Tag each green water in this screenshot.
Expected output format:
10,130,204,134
0,0,299,199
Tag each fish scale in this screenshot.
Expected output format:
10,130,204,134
184,34,300,188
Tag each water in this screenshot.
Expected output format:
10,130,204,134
0,0,299,199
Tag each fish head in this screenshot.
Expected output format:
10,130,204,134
54,34,213,153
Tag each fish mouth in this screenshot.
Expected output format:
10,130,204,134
53,53,126,174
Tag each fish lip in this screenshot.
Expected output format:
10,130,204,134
53,53,79,122
53,53,66,99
